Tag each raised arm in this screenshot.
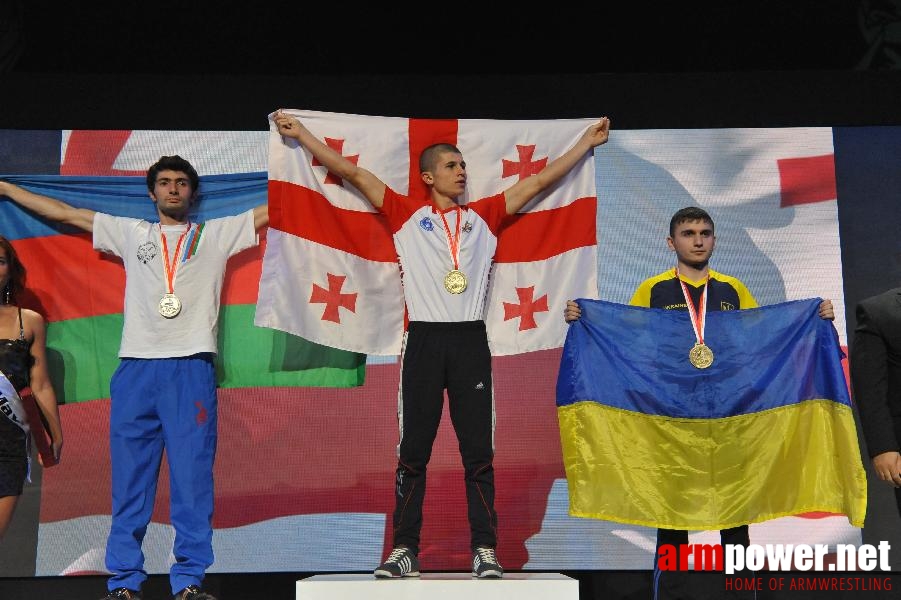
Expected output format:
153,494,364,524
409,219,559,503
272,111,388,208
24,309,63,465
0,180,95,232
502,117,610,216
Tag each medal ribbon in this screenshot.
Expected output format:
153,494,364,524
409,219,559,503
676,267,708,346
160,222,192,294
438,206,462,271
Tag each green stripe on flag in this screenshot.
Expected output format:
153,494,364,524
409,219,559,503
217,304,366,389
46,313,122,403
47,305,366,404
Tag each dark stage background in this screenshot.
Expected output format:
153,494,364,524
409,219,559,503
2,2,901,599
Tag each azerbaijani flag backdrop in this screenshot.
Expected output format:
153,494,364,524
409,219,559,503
0,123,866,575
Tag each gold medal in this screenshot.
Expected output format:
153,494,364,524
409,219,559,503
159,222,191,319
444,269,468,294
438,207,468,295
159,293,182,318
677,268,714,370
689,342,714,369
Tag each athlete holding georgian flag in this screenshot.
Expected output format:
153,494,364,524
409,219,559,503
274,110,610,579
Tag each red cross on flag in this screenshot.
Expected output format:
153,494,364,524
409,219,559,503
255,109,599,356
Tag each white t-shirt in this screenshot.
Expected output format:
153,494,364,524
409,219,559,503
93,210,258,358
380,189,508,322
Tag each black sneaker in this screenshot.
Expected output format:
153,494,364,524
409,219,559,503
174,585,217,600
373,546,421,578
100,589,142,600
472,546,503,578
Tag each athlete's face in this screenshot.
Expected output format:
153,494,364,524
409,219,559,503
150,169,196,222
667,219,715,269
422,151,467,200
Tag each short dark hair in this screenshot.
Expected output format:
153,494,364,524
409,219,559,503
146,155,199,193
419,143,461,174
669,206,714,237
0,235,26,303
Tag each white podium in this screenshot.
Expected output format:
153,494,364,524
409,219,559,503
296,572,578,600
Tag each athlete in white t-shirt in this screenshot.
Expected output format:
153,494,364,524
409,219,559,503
273,111,610,579
0,157,268,600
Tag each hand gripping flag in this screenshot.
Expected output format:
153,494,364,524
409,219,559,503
556,298,867,530
255,109,599,355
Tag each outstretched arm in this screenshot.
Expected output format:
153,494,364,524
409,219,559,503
0,181,95,232
272,111,388,208
25,310,63,465
503,117,610,216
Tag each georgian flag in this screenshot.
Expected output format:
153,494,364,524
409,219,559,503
255,109,599,356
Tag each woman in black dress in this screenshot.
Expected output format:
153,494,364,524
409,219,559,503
0,235,63,540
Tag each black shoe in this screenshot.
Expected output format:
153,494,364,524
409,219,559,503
100,589,142,600
472,547,503,578
174,585,217,600
373,546,421,578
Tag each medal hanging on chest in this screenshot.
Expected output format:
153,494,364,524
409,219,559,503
159,293,182,318
444,269,467,294
158,222,191,318
677,268,714,369
439,206,467,294
688,341,714,369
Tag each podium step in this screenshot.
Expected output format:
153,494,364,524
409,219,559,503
296,572,578,600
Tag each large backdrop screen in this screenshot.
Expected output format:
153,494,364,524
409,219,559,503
0,122,890,577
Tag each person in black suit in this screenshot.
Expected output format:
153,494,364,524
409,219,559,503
850,287,901,505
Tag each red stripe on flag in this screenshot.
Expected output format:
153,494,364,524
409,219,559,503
270,180,595,264
269,180,396,262
495,197,597,263
13,233,264,322
796,512,844,519
221,233,266,305
13,234,125,322
61,131,146,176
777,154,836,207
408,119,458,198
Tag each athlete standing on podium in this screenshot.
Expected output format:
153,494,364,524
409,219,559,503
0,157,268,600
566,206,835,600
274,110,611,579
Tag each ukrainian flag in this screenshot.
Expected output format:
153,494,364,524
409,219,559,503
557,298,866,530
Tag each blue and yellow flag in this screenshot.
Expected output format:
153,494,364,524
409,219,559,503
556,298,866,530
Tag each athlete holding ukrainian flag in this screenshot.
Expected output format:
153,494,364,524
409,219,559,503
564,206,836,600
